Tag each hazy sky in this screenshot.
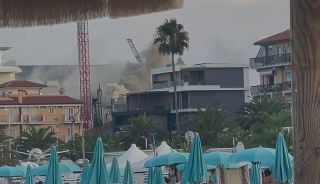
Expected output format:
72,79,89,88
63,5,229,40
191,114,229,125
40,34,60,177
0,0,289,86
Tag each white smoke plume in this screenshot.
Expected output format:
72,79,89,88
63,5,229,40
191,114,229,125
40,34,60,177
21,41,169,106
100,42,169,104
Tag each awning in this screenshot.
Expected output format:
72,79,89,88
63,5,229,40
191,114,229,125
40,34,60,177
259,69,274,76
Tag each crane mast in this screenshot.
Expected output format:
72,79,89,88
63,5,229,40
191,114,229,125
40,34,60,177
127,39,143,63
77,20,92,130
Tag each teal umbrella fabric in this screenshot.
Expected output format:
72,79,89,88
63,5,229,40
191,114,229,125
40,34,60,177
204,151,232,165
153,167,165,184
25,165,34,184
250,162,260,184
0,166,26,177
181,133,208,183
86,138,110,184
273,133,293,183
44,147,64,184
177,164,215,171
80,159,90,184
146,167,154,184
110,157,122,183
145,153,189,168
30,163,81,176
228,146,293,167
123,161,135,184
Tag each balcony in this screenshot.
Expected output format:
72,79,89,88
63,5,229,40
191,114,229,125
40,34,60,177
249,53,291,69
0,114,80,124
148,80,219,90
112,101,220,113
112,103,171,113
250,82,291,96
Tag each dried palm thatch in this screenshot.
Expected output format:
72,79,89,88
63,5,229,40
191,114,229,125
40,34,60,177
107,0,184,19
0,0,184,28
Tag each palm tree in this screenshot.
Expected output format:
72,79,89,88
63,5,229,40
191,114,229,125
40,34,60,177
118,113,166,149
101,133,121,152
236,95,289,131
0,133,19,166
154,18,190,129
63,131,97,162
181,105,235,147
15,126,57,152
217,127,254,149
250,112,292,148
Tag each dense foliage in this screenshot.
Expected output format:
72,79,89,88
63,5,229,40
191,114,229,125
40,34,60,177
2,95,291,164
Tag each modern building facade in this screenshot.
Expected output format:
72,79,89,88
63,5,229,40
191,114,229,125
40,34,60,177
0,80,82,142
112,62,250,131
249,29,292,106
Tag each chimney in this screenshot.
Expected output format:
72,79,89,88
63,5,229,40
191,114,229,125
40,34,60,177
18,90,23,104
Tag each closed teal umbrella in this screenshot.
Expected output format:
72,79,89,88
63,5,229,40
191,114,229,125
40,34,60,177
146,167,154,184
182,133,207,183
123,161,135,184
153,167,165,184
80,159,90,184
25,165,34,184
86,138,110,184
273,133,292,183
250,162,260,184
211,172,217,184
110,157,122,183
44,147,64,184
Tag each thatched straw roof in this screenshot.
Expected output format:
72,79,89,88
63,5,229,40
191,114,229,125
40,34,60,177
0,0,184,28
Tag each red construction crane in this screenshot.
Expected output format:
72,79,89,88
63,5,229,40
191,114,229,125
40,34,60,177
77,20,92,130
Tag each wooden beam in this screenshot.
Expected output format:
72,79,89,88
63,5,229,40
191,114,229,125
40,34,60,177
292,0,320,183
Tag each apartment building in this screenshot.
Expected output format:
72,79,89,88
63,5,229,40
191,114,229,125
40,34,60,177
249,29,292,106
0,80,82,142
112,62,250,131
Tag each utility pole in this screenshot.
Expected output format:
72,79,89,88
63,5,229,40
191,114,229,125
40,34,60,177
291,0,320,183
150,133,157,157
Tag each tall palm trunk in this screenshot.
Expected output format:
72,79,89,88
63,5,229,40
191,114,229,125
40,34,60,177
291,0,320,183
171,53,179,129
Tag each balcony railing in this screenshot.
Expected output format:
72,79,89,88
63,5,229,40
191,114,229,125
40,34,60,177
249,53,291,69
148,80,219,90
112,101,220,113
112,103,171,113
250,82,291,96
0,114,80,123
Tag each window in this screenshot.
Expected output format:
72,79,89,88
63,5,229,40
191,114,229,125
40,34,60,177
268,76,275,85
49,107,55,114
50,126,57,133
9,128,16,138
285,72,291,82
22,126,28,133
66,107,74,115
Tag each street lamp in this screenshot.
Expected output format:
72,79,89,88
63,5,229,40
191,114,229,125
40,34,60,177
138,135,148,150
150,133,157,157
69,109,85,161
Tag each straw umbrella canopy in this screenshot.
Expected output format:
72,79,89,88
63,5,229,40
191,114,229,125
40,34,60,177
0,0,184,28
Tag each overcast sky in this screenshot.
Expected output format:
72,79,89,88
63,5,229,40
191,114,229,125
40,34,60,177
0,0,289,86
